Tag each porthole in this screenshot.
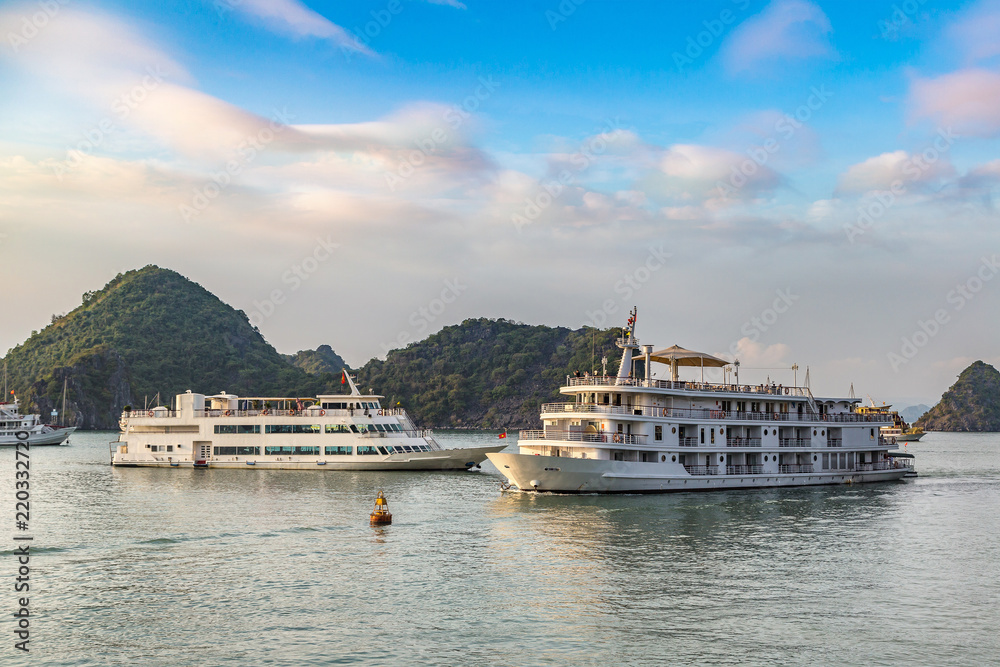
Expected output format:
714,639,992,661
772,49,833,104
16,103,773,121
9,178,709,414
764,455,768,462
821,430,825,436
719,455,724,462
671,427,676,434
671,455,677,462
813,455,818,461
661,455,666,462
764,429,768,435
813,429,817,436
719,427,724,434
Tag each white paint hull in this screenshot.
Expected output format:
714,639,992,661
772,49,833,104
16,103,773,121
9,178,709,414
0,427,75,447
488,452,910,493
114,444,506,471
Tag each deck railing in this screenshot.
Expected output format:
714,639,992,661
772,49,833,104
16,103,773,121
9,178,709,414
566,376,813,397
678,437,699,447
778,464,814,473
726,438,762,447
518,430,647,445
122,407,409,420
725,464,763,474
778,438,811,447
539,402,890,424
827,438,843,448
684,465,719,476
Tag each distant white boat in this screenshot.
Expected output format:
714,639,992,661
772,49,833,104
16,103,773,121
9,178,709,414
0,397,75,446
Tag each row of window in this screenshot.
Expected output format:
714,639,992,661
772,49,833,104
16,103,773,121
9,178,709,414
320,401,380,410
208,444,436,456
215,423,405,435
214,425,261,434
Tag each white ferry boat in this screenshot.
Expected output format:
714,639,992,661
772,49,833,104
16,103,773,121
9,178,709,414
488,311,914,493
111,375,504,470
0,396,75,446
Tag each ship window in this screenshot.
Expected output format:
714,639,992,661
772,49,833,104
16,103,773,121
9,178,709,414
325,424,350,433
215,425,237,434
700,429,705,444
671,427,676,434
655,426,662,441
167,445,173,452
374,424,386,432
357,446,379,455
324,446,352,455
711,428,715,444
823,453,830,469
264,446,319,455
239,425,260,434
377,446,388,454
402,446,413,452
266,425,292,434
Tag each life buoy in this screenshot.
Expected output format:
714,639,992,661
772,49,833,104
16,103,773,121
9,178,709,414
147,410,154,418
319,410,326,416
720,411,726,419
224,410,232,416
378,409,384,416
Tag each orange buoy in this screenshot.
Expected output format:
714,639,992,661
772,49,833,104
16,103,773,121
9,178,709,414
370,490,392,525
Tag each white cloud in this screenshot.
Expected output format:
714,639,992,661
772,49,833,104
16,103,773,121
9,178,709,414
721,0,834,74
910,69,1000,137
947,0,1000,63
837,150,954,194
229,0,372,54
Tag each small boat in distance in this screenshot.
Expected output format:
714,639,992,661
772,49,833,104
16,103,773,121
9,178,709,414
111,374,505,469
0,395,76,446
856,399,925,443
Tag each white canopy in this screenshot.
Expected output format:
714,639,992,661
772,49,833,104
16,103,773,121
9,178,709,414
647,345,730,381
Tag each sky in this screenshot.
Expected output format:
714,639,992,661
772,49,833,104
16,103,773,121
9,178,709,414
1,0,999,407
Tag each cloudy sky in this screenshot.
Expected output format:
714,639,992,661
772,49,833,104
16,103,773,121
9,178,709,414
2,0,999,406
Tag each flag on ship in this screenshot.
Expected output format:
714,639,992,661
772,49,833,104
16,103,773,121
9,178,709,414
498,431,507,439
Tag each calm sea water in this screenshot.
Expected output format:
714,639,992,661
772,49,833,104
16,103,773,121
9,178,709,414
1,431,998,666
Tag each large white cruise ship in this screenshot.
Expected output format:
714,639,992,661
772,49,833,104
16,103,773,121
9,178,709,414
1,396,75,446
488,310,914,493
111,375,504,470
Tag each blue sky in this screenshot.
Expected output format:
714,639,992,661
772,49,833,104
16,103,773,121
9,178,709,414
1,0,999,406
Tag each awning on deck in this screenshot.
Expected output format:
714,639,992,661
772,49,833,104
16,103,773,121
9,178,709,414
647,345,730,381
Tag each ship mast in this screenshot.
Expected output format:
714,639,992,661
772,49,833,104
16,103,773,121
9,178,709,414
616,307,639,382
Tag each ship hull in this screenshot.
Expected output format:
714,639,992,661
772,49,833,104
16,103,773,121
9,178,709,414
488,452,910,493
0,427,75,447
113,444,506,470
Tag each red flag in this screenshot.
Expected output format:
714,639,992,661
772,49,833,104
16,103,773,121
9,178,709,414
498,431,507,439
341,371,346,385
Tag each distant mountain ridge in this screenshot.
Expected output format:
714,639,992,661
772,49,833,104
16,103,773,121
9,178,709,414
899,404,930,424
355,318,623,429
916,361,1000,432
283,345,350,376
2,266,340,429
4,266,627,430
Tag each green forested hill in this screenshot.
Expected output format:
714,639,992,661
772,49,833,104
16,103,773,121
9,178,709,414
3,265,628,430
283,345,350,376
355,318,622,428
2,266,339,429
916,361,1000,432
